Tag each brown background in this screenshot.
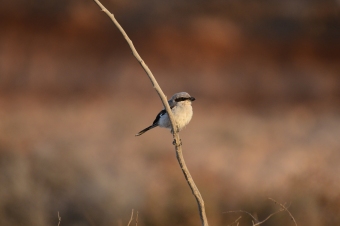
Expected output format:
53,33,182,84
0,0,340,226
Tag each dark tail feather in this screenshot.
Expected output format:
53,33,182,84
135,124,158,136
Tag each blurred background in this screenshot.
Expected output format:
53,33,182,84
1,0,340,225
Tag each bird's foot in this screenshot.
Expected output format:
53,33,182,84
172,139,182,147
170,126,180,134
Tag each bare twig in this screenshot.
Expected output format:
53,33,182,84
92,0,173,123
226,216,242,226
253,208,284,226
269,198,297,226
225,199,297,226
224,210,258,223
91,1,209,226
127,209,134,226
135,211,139,226
57,212,61,226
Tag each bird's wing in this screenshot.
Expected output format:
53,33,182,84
152,109,167,125
168,99,177,109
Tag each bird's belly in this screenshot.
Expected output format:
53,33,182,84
173,106,193,131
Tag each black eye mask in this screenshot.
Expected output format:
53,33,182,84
175,97,195,102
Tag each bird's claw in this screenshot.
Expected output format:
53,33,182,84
172,139,182,147
171,126,180,134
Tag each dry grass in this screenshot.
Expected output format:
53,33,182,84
0,93,339,226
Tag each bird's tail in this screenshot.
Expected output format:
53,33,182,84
135,124,158,136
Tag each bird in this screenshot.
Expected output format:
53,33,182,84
135,92,195,136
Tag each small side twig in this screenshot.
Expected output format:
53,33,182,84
226,216,242,226
253,208,284,226
127,209,134,226
135,211,139,226
126,209,138,226
224,210,258,223
57,212,61,226
225,198,297,226
269,198,297,226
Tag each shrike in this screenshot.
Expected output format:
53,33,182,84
135,92,195,136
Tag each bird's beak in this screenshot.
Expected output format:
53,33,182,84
190,97,196,101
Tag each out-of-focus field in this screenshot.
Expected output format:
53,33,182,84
1,1,340,226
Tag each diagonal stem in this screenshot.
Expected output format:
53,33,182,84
92,1,209,225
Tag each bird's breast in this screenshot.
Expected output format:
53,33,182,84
172,104,193,131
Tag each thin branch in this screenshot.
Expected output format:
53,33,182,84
253,208,284,226
226,216,242,226
92,0,173,122
269,198,297,226
91,1,209,226
224,200,294,226
127,209,134,226
224,210,258,223
135,211,139,226
57,212,61,226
